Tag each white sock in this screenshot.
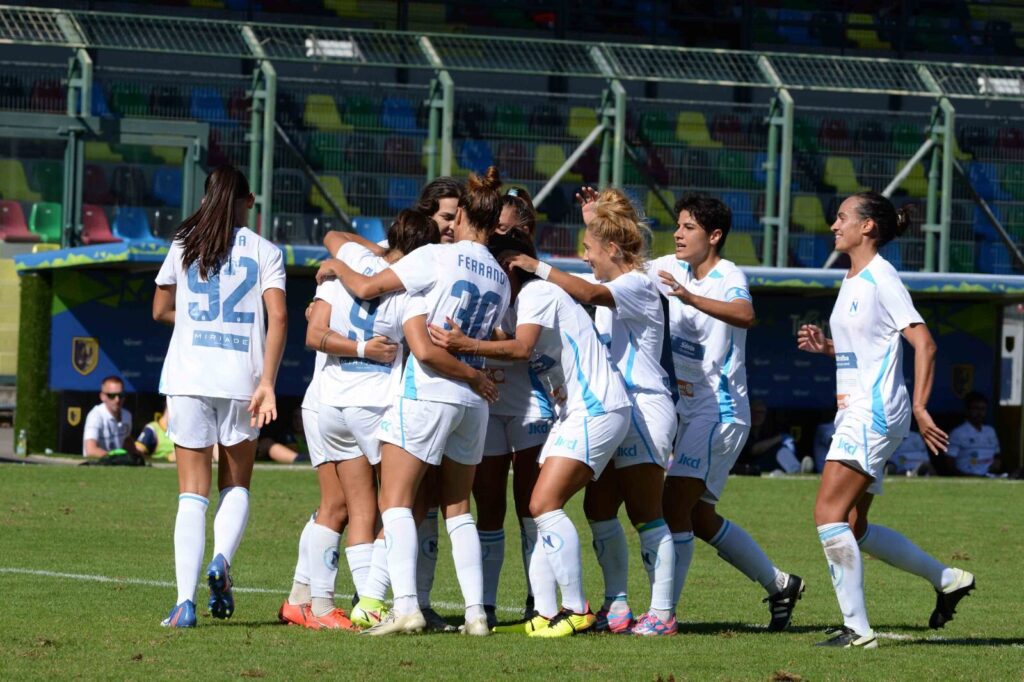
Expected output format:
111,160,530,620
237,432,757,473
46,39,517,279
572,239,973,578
523,518,558,618
212,486,250,565
589,518,629,611
519,523,534,599
344,543,373,596
637,520,675,612
858,524,952,589
307,523,341,605
818,522,871,635
416,508,439,609
289,513,315,605
479,529,505,607
383,507,418,616
174,493,208,605
536,509,586,614
708,519,785,595
362,538,391,601
446,513,485,618
671,531,695,616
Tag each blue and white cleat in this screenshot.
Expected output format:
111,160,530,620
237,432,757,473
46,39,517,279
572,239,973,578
206,554,234,619
161,600,197,628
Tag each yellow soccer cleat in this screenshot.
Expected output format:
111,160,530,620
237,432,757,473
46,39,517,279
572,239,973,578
350,598,389,629
493,614,551,634
527,608,596,638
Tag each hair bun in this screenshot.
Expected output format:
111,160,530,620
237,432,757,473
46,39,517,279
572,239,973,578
469,166,502,193
894,206,912,238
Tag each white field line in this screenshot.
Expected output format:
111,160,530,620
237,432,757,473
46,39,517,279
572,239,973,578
0,567,522,614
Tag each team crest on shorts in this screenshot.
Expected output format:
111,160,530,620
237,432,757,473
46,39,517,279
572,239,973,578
72,337,99,376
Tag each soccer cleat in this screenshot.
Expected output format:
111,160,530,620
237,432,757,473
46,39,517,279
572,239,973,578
421,606,457,632
350,598,389,629
206,553,234,619
278,600,314,627
816,626,878,649
307,608,357,631
594,607,634,634
492,614,551,634
765,574,805,632
461,616,491,636
930,569,975,629
631,612,678,636
362,609,427,636
528,607,596,638
484,605,498,630
161,600,197,628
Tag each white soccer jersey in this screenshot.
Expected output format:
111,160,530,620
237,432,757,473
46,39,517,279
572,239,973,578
156,227,286,400
829,254,923,437
300,351,327,412
390,241,511,406
592,269,671,398
82,404,132,455
489,308,555,419
648,255,751,425
318,242,408,409
516,279,630,418
946,422,1000,475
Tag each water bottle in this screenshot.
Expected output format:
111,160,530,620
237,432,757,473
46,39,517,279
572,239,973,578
15,429,27,457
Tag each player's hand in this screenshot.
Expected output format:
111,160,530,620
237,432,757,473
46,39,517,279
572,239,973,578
428,317,473,354
658,270,693,304
503,253,539,274
797,324,828,354
365,336,398,364
315,258,342,284
248,384,278,428
469,369,499,403
913,407,949,455
575,186,599,226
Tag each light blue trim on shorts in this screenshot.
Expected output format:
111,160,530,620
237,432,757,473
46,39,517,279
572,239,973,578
399,396,406,449
583,416,591,465
629,405,658,465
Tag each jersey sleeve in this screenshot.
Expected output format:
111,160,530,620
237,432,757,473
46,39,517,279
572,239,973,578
516,284,558,329
314,281,338,304
877,272,923,332
401,291,429,325
723,267,752,302
604,272,650,321
389,244,437,295
645,256,674,293
260,242,287,294
155,243,180,286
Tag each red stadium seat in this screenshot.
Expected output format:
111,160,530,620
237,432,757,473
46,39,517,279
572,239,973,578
0,200,40,243
81,204,121,245
83,164,114,205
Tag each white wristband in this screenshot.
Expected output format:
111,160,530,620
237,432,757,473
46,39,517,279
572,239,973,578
356,340,367,359
535,261,552,280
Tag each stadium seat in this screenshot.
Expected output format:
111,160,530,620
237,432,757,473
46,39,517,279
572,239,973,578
818,118,852,151
568,106,598,140
791,195,829,233
720,191,757,232
1003,164,1024,201
792,117,818,153
310,175,360,216
891,120,922,156
0,200,39,243
29,202,62,243
349,176,383,216
381,97,420,133
959,125,990,155
678,149,711,186
83,165,114,205
151,208,179,240
639,110,673,145
530,103,565,135
1005,204,1024,242
0,159,41,202
303,94,351,132
152,167,183,207
271,213,310,244
536,186,569,224
846,13,891,50
777,8,816,45
190,88,232,125
111,165,148,205
30,161,63,203
352,217,386,244
110,84,148,117
494,103,528,138
112,206,158,242
85,142,123,163
227,90,250,124
459,139,495,175
879,240,902,270
894,160,928,197
151,146,184,165
90,83,113,118
534,145,581,183
150,85,185,118
711,113,745,146
751,151,767,186
949,241,975,273
967,162,1010,201
0,74,27,110
306,132,344,171
30,79,65,113
346,135,380,173
388,177,420,212
343,95,378,130
272,169,309,215
81,205,121,245
790,233,832,267
383,136,423,175
496,141,532,181
726,232,760,266
644,189,677,228
996,127,1024,158
823,156,868,194
716,151,755,189
856,120,888,147
649,230,675,258
675,111,721,148
973,205,1001,241
859,156,892,186
978,242,1015,274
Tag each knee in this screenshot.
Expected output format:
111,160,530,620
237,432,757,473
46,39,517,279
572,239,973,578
692,514,719,542
528,495,555,519
319,500,348,528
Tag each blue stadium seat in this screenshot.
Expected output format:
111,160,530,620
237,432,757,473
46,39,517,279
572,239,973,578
91,84,113,118
152,167,183,207
388,177,420,212
459,139,495,175
720,191,757,231
752,152,767,186
112,206,159,242
978,242,1014,274
967,162,1010,201
777,9,818,45
790,233,832,267
880,240,903,270
352,217,386,244
974,205,1001,241
190,87,232,125
381,97,420,133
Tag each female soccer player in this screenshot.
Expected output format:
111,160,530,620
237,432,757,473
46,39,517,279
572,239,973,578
475,187,552,627
798,191,973,648
505,188,677,636
654,193,803,632
430,229,631,637
153,165,286,628
317,167,508,636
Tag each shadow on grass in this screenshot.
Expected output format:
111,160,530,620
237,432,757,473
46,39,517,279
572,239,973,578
900,636,1024,647
679,622,823,635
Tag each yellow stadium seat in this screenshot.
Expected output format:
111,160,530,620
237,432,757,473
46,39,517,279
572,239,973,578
188,0,224,7
567,106,599,140
675,111,721,148
846,14,891,50
303,94,352,133
823,156,868,194
644,189,677,229
0,258,20,376
534,144,582,183
325,0,369,18
791,195,829,233
725,232,760,266
309,175,360,216
0,160,41,202
650,230,676,258
85,142,123,163
151,146,184,164
895,160,928,198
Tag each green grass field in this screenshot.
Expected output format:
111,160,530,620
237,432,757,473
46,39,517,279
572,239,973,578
1,467,1021,680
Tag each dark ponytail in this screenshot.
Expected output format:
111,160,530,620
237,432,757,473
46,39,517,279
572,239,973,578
851,190,910,247
386,209,440,257
459,166,503,236
174,165,251,280
501,186,537,239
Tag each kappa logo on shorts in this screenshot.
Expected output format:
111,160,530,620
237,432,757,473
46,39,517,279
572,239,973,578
677,454,701,469
528,422,550,436
617,444,638,458
836,437,858,456
380,420,391,433
541,531,564,552
553,434,578,451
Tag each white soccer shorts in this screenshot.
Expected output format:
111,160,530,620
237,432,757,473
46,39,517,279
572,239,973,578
613,391,676,470
317,404,387,467
538,406,631,480
166,395,258,449
669,419,750,504
301,405,326,467
826,417,903,495
378,397,488,466
483,414,552,457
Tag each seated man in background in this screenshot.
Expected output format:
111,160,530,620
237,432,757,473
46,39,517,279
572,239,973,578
134,400,175,463
82,375,136,458
886,428,936,476
945,391,1002,477
733,400,804,475
256,406,309,464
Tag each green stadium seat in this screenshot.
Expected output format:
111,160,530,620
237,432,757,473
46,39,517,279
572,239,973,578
675,111,721,148
791,195,829,233
31,161,63,202
823,156,868,194
568,106,598,140
1004,204,1024,242
309,175,360,216
891,121,922,156
645,189,677,228
494,103,528,138
343,95,378,130
1001,164,1024,201
716,151,755,189
29,201,62,243
0,159,41,202
534,145,581,183
639,110,673,145
303,94,351,132
949,240,975,273
306,132,346,171
793,117,818,154
726,232,760,266
110,84,148,117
